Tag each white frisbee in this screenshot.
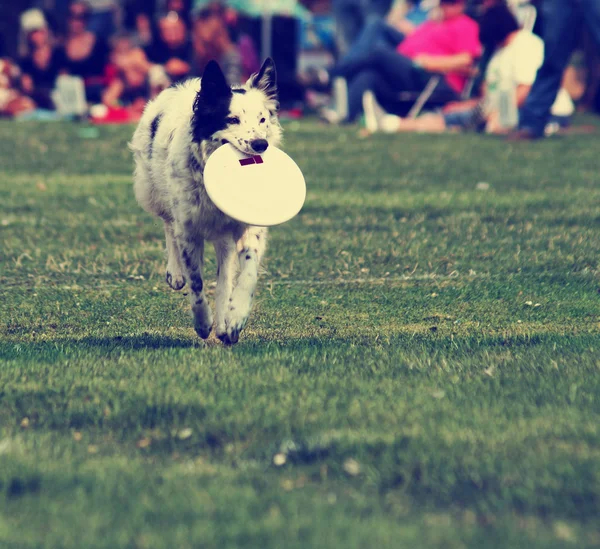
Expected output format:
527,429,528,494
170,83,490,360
203,143,306,226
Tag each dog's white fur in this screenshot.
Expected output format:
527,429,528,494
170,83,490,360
130,59,282,344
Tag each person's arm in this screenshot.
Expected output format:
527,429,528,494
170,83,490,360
486,110,501,134
394,19,417,35
443,82,486,113
131,48,153,73
164,57,191,78
442,98,480,114
18,58,34,93
102,77,124,106
21,74,34,94
515,83,532,108
386,2,417,34
413,53,473,74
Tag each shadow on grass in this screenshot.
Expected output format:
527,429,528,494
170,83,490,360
0,333,203,362
2,331,598,364
88,334,204,350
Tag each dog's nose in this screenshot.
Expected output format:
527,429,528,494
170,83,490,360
250,139,269,153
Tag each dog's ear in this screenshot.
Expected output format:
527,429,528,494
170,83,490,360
247,57,277,100
198,60,230,104
191,60,232,141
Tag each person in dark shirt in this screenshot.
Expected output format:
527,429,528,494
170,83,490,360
19,9,66,109
63,1,109,103
145,11,191,83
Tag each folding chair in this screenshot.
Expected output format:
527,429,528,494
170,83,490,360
405,76,440,118
402,72,476,119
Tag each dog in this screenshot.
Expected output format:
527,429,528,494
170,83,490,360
130,58,282,344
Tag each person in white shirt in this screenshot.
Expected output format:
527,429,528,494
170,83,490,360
363,4,574,135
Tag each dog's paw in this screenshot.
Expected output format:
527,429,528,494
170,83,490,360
192,303,213,339
216,330,237,345
166,270,186,291
215,321,227,343
194,316,213,339
217,323,245,345
195,321,213,339
220,300,251,345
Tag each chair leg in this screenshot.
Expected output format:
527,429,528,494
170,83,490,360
407,76,441,119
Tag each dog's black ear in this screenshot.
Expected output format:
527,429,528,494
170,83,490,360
198,60,230,104
247,57,277,100
191,60,233,142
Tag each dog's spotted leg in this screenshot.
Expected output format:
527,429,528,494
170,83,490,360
223,227,268,344
213,235,237,343
176,228,213,339
164,222,186,290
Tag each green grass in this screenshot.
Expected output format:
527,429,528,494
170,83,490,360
1,119,599,548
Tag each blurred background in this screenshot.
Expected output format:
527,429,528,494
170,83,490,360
0,0,594,134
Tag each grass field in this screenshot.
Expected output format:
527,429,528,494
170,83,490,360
1,119,599,548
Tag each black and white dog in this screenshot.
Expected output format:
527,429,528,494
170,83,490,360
130,58,282,344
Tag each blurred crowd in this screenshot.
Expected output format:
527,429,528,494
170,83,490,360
0,0,270,120
0,0,595,136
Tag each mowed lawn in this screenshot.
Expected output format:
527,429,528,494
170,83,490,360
1,119,599,549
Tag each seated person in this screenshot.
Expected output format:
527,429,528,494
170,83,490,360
19,9,66,110
304,0,431,89
63,1,111,103
363,4,574,134
63,1,110,103
323,0,481,123
102,32,169,113
0,58,35,117
145,11,191,84
190,5,243,86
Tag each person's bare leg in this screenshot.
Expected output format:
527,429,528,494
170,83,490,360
381,113,447,133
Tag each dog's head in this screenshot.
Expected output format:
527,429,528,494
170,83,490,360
192,58,282,155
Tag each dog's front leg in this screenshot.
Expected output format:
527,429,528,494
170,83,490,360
223,227,268,344
164,221,186,290
175,223,213,339
213,235,237,343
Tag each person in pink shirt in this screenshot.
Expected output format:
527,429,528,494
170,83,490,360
397,4,481,94
325,0,481,123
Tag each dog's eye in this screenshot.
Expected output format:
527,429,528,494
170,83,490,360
260,117,266,124
226,116,240,125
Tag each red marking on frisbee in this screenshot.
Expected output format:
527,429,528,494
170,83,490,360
239,155,264,167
